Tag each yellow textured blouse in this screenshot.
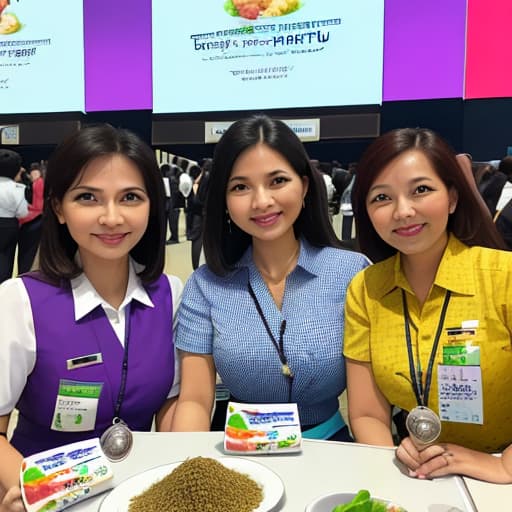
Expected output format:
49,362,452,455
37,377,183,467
344,235,512,452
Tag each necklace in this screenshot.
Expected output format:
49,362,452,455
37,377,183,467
255,243,300,285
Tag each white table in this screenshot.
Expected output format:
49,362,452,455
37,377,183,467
71,432,477,511
463,476,511,512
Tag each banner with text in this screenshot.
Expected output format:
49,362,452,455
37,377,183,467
152,0,384,114
0,0,84,113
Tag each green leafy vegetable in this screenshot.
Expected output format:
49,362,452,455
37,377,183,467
331,490,402,512
332,490,372,512
370,500,389,512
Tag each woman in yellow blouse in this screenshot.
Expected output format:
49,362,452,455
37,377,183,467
343,127,512,483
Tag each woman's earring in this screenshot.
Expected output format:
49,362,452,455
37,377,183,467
302,199,306,209
226,211,232,234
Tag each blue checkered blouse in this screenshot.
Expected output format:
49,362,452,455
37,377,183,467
175,239,369,425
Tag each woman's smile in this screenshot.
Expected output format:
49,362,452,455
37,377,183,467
251,212,282,227
393,223,425,237
94,232,129,245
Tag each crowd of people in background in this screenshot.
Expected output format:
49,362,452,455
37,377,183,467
154,142,512,271
0,150,45,284
3,130,512,287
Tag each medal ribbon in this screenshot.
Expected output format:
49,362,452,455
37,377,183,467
401,289,451,407
113,307,131,422
247,282,293,402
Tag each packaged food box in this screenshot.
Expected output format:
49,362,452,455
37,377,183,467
224,401,302,454
20,438,113,512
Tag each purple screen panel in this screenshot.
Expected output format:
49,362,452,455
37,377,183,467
383,0,466,101
84,0,152,112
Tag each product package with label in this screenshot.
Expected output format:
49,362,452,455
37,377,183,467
224,401,302,454
20,438,113,512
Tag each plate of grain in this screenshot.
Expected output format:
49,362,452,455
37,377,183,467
98,456,284,512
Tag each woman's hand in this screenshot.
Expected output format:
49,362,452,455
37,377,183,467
0,485,24,512
396,437,452,478
397,437,512,483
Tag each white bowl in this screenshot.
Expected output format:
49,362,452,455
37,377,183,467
305,492,393,512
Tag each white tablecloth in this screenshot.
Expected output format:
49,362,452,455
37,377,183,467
462,476,511,512
70,432,479,511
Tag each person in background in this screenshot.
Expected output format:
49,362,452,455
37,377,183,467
187,163,209,269
0,149,27,284
494,196,512,250
184,165,200,241
340,163,357,243
14,167,32,205
495,155,512,214
160,163,172,230
331,161,352,217
171,115,369,441
0,124,183,512
17,163,45,274
311,159,336,222
343,127,511,484
167,164,185,244
472,162,506,217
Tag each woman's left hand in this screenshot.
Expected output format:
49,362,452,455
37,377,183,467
396,437,458,479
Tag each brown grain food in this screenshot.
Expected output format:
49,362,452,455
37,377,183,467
128,456,263,512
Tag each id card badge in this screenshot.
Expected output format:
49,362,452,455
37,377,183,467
51,380,103,432
443,324,480,366
437,365,483,424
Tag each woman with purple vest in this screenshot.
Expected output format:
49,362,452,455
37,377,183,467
0,124,182,512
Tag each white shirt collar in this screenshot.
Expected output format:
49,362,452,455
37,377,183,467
70,258,154,321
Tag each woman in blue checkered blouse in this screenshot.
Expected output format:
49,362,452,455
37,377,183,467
170,115,369,440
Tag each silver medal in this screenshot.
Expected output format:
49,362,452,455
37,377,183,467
100,418,133,461
406,406,442,445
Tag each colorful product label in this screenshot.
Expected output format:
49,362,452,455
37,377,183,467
20,438,113,512
223,401,302,454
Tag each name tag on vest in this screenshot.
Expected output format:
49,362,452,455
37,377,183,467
66,353,103,370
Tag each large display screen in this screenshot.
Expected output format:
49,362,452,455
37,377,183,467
0,0,84,114
1,1,509,116
152,0,384,114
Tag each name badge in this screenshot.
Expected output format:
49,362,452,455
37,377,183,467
66,352,103,370
51,379,103,432
437,365,483,425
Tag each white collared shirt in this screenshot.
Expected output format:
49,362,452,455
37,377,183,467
0,261,183,414
0,177,28,218
496,181,512,212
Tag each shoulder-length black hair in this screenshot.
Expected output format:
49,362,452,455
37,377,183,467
353,127,506,263
203,115,342,276
39,123,166,284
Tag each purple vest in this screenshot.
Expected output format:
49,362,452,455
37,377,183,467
13,274,175,456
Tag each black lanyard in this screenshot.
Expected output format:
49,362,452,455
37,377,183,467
247,282,293,402
401,289,451,408
113,305,131,420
